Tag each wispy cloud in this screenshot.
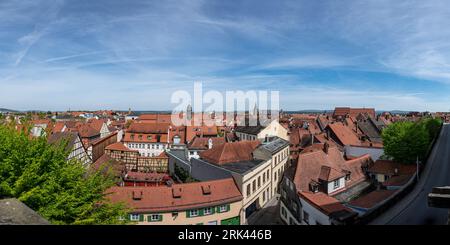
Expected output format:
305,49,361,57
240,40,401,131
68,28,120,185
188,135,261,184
1,0,450,111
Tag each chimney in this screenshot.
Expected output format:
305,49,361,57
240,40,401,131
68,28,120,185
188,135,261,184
208,138,213,149
323,142,329,154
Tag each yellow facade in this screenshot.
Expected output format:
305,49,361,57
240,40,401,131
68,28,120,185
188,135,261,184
130,201,242,225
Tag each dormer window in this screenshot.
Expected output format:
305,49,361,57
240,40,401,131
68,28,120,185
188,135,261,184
309,182,319,193
333,179,340,189
345,173,351,181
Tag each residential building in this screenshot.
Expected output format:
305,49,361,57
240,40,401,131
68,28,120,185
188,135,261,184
47,132,91,166
123,123,185,157
234,119,289,142
279,143,372,225
105,142,169,173
366,160,416,190
106,178,243,225
187,137,290,223
187,136,226,160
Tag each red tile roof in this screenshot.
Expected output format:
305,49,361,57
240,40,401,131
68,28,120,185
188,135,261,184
327,122,361,146
124,171,171,183
105,142,137,152
106,178,243,213
348,190,396,209
294,145,371,192
188,136,226,150
200,140,260,165
368,160,416,176
299,191,353,215
334,107,376,119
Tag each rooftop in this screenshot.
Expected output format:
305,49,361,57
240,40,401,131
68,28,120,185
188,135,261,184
106,178,243,213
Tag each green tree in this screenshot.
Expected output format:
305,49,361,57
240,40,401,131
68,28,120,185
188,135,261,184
382,121,430,164
0,125,129,224
419,117,442,142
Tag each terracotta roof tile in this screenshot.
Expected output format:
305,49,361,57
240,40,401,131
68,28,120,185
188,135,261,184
200,140,260,165
348,190,396,209
299,191,353,215
106,178,243,213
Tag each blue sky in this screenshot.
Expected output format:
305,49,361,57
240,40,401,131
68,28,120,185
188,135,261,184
1,0,450,111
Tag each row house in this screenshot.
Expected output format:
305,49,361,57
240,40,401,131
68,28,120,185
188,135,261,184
279,143,372,225
185,137,290,224
105,142,169,173
123,123,185,157
106,178,243,225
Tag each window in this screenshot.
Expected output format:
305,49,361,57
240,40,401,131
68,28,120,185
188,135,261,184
130,134,135,140
263,173,266,183
246,185,251,196
130,214,139,221
333,179,340,189
147,135,152,140
149,214,162,222
189,210,199,217
138,135,142,140
218,205,228,213
258,176,261,188
345,173,351,181
303,211,309,224
252,180,256,192
204,207,213,215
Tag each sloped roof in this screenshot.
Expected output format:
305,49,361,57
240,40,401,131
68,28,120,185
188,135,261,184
105,142,137,152
293,146,371,192
106,178,243,213
47,132,79,151
348,190,396,209
188,136,226,150
200,140,260,165
299,192,353,216
327,122,361,146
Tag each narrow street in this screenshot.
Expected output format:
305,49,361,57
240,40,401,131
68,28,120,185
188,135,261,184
371,124,450,225
247,195,283,225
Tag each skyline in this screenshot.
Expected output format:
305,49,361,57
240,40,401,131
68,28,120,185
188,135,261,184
1,0,450,111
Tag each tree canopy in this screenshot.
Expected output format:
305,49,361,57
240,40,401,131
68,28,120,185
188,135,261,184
0,125,129,224
382,118,442,164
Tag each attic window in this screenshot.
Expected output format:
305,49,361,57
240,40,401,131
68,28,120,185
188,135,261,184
201,185,211,195
172,188,182,198
132,191,143,200
309,182,319,193
345,172,351,181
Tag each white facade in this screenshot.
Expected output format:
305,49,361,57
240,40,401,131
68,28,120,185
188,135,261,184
126,142,168,157
326,177,346,194
299,197,332,225
68,135,91,167
258,120,289,141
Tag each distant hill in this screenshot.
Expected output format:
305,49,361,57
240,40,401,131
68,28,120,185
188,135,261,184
0,108,18,113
